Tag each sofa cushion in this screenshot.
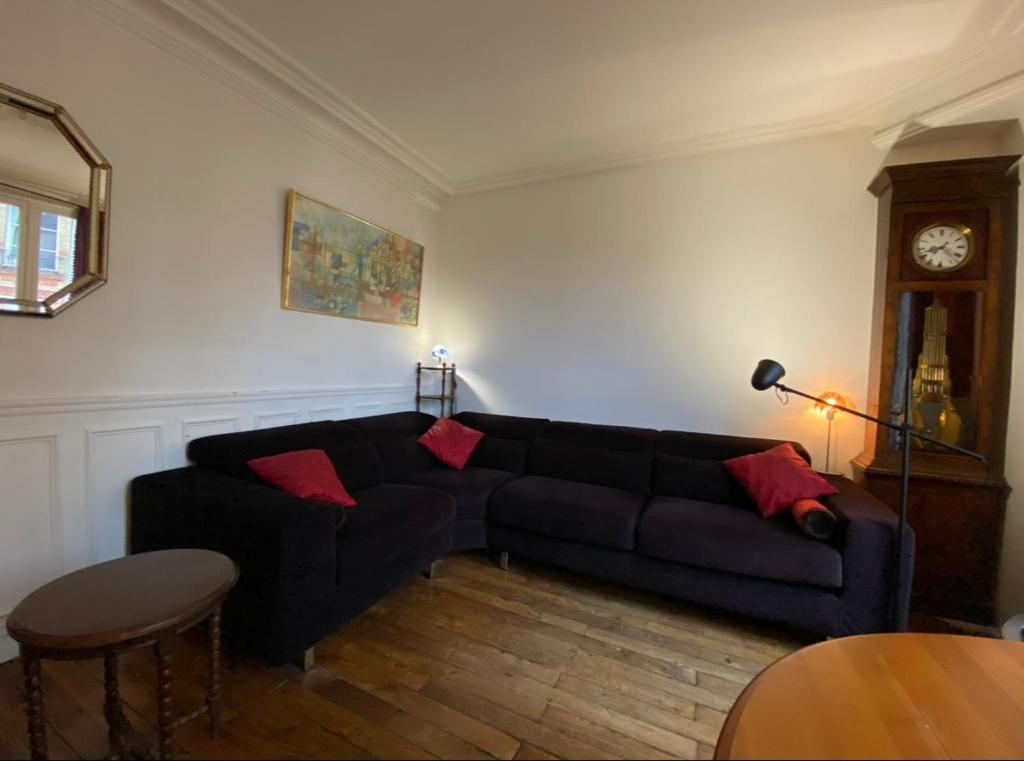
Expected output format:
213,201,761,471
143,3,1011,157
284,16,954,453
724,443,838,518
188,421,361,479
336,484,456,581
409,466,518,520
247,449,357,508
652,454,754,509
636,496,843,589
346,411,437,442
655,429,811,464
419,417,485,470
528,421,656,493
489,475,646,550
346,411,438,479
452,411,549,473
323,444,385,493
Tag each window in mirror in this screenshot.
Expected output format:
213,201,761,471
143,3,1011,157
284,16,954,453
0,192,80,301
36,210,77,300
0,200,20,299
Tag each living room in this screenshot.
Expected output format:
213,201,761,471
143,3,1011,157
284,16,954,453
2,0,1024,758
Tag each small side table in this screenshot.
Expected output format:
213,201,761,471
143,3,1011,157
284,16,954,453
6,549,238,761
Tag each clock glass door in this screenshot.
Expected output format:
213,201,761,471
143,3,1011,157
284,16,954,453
891,290,983,454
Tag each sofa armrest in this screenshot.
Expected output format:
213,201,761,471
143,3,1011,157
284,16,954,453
129,466,339,662
823,475,914,634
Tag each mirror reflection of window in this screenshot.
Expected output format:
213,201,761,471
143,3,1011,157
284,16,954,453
0,192,79,301
0,200,20,300
36,210,77,301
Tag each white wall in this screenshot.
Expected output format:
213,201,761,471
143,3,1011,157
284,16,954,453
439,130,883,475
0,1,438,660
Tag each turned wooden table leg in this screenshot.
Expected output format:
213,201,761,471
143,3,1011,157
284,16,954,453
207,606,222,736
103,654,127,760
21,650,48,761
154,636,173,760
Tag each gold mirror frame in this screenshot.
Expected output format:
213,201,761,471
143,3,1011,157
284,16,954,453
0,82,111,317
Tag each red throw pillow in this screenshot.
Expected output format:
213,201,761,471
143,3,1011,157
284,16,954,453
791,498,839,541
247,449,357,507
723,443,838,518
419,417,485,470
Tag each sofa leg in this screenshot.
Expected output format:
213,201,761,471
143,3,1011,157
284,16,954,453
423,560,439,579
499,551,509,571
293,647,315,672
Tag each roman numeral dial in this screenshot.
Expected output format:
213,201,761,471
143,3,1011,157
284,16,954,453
912,222,974,273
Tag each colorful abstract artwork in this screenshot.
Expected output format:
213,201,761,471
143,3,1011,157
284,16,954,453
282,190,423,326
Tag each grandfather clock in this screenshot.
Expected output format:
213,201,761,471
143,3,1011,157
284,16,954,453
852,155,1019,625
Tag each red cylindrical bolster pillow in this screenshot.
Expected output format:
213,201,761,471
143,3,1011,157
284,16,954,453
791,498,838,541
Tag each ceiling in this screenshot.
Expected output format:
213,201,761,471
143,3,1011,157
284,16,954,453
102,0,1024,202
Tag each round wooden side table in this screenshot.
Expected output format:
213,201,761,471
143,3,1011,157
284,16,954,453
6,549,238,761
715,633,1024,760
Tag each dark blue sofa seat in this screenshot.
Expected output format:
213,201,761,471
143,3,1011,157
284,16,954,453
409,466,518,520
490,475,647,550
334,483,455,626
636,496,843,589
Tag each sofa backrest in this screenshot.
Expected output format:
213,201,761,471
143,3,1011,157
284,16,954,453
187,421,364,480
452,411,549,474
528,420,656,493
345,411,437,479
652,429,811,507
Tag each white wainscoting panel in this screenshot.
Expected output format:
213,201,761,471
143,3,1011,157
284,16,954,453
183,416,240,444
255,411,301,429
0,383,415,663
86,425,164,563
310,406,347,422
0,435,61,662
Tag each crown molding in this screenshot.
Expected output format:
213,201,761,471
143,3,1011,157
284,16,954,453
870,68,1024,149
454,25,1024,194
77,0,1024,199
76,0,451,209
451,112,857,194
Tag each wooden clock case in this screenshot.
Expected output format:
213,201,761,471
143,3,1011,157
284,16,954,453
852,155,1020,625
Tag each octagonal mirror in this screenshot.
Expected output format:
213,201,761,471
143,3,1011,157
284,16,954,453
0,82,110,317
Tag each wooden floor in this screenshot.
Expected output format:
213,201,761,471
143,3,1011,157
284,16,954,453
0,552,809,760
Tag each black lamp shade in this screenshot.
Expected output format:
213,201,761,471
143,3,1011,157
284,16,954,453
751,359,785,390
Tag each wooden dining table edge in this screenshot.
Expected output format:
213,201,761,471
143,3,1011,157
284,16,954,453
714,633,900,760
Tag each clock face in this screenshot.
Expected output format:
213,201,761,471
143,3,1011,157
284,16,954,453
912,223,973,273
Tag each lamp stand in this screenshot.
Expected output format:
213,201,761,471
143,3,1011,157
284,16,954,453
824,409,835,473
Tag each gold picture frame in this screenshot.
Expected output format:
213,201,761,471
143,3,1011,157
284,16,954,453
282,189,424,327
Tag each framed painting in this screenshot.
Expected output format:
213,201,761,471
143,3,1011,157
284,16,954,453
282,189,424,326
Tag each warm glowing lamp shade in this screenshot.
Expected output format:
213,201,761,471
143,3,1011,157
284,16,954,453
815,391,850,417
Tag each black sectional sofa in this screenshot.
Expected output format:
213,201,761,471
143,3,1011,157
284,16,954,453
130,410,913,664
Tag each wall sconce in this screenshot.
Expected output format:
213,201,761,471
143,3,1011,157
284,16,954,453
814,391,849,472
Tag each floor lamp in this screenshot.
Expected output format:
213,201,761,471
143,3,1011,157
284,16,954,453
750,359,986,631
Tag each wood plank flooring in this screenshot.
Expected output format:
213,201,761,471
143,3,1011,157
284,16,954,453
0,552,809,760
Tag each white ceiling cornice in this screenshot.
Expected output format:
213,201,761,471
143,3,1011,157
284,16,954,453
78,0,1024,203
76,0,451,209
871,68,1024,149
